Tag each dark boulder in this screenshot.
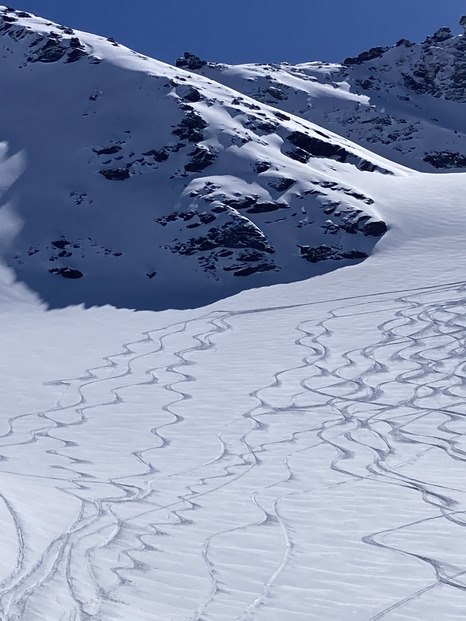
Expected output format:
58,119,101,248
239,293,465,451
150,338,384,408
254,161,271,173
30,38,68,63
424,27,452,44
423,151,466,169
99,167,130,181
177,84,202,102
143,148,170,162
268,86,287,100
184,146,217,172
299,245,369,263
175,52,207,71
49,267,83,279
172,111,207,142
362,220,388,236
94,145,122,155
51,239,71,249
344,46,389,66
287,131,348,161
66,48,86,63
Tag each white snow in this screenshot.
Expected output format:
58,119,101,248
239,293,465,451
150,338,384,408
0,7,466,621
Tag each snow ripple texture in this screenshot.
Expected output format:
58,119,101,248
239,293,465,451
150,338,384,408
1,281,466,620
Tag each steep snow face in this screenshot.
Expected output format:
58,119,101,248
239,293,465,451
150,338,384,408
0,7,403,311
185,20,466,173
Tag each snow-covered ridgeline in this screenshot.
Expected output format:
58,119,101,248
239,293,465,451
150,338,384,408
0,5,408,311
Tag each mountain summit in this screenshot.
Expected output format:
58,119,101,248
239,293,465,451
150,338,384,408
186,16,466,173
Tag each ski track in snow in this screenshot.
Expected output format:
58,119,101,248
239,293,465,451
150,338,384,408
1,281,466,619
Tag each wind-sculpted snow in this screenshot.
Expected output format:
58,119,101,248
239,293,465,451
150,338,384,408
2,280,466,619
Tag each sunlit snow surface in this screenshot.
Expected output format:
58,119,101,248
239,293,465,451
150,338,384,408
1,7,466,620
0,169,466,620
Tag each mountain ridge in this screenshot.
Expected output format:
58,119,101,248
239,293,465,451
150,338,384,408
0,5,402,311
181,16,466,173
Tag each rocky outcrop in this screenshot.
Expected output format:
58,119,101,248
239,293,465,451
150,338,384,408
423,151,466,169
175,52,207,71
299,245,368,263
344,46,390,66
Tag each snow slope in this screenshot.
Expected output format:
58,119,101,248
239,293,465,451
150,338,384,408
0,7,466,621
0,7,403,311
185,18,466,173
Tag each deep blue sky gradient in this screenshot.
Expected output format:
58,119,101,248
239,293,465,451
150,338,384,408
14,1,466,65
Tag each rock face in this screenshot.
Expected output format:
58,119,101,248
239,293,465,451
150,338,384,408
185,17,466,172
175,52,207,71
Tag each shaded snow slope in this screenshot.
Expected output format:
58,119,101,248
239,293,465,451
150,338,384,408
185,18,466,173
0,6,404,311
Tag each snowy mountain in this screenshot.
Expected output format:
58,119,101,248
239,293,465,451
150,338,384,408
184,17,466,172
0,6,402,311
1,7,466,621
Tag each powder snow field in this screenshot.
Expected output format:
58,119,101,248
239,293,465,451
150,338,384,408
1,168,466,620
1,6,466,621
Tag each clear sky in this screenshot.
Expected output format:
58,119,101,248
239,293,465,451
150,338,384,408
14,1,465,65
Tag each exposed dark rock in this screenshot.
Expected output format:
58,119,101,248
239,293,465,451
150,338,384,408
177,85,202,102
268,86,287,100
254,161,271,173
285,131,390,174
341,217,360,234
274,111,290,121
66,48,86,63
49,267,83,279
143,148,169,162
357,160,378,172
223,196,257,210
69,37,84,49
184,146,217,172
342,250,368,259
287,131,348,161
362,220,388,236
396,38,414,47
198,212,216,224
172,111,207,142
246,201,288,214
344,46,390,66
171,220,273,256
299,245,341,262
94,145,122,155
175,51,207,71
424,27,452,44
99,167,130,181
51,239,71,249
423,151,466,169
245,119,277,134
208,222,273,252
223,196,288,214
299,245,369,263
29,38,68,63
286,147,311,164
232,263,276,277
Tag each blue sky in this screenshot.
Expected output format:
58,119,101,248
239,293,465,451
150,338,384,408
16,1,465,64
